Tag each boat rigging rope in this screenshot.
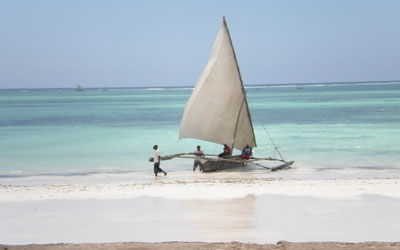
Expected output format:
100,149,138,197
261,123,285,161
247,89,285,161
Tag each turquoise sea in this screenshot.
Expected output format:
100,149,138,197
1,82,399,178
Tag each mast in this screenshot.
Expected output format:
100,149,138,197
223,16,257,151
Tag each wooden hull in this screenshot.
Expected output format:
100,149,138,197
201,159,245,172
200,158,294,173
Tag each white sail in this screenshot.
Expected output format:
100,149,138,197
179,18,256,151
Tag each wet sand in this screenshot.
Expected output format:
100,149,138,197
1,241,400,250
1,175,400,245
1,194,400,244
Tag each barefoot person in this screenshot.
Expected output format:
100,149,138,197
193,145,204,172
153,145,167,176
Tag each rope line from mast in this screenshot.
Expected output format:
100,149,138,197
246,93,285,161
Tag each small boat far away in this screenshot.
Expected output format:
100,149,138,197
76,84,84,91
100,85,108,91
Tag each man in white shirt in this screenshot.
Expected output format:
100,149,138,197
153,145,167,176
193,145,204,172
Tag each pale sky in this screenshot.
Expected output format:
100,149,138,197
1,0,399,89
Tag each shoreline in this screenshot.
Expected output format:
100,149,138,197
1,241,400,250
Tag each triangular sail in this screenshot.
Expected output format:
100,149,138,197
179,18,256,151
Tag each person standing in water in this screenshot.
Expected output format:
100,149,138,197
153,145,167,176
193,145,204,172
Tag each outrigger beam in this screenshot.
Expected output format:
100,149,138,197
149,153,294,171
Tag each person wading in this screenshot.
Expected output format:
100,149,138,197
193,145,204,172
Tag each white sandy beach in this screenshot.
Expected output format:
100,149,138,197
1,174,400,201
1,172,400,245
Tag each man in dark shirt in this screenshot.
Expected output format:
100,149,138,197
241,144,252,160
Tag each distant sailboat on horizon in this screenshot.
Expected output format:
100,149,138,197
76,84,84,91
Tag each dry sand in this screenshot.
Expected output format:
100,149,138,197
1,241,400,250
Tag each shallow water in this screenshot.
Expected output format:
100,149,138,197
0,82,399,178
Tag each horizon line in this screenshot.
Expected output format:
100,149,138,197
1,79,399,90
